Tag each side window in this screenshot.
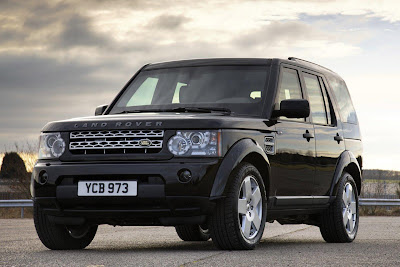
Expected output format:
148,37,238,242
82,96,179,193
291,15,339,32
278,68,303,103
277,68,304,121
326,75,357,124
319,77,333,125
126,77,158,107
303,73,328,125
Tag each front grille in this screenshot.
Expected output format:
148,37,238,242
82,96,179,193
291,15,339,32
69,130,164,155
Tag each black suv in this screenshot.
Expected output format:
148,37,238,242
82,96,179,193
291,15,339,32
31,58,362,250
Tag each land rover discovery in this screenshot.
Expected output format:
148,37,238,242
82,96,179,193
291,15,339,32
31,57,363,250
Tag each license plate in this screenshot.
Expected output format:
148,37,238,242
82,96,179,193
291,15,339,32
77,181,137,196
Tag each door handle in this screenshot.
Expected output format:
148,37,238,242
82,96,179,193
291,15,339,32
303,130,314,142
334,133,344,144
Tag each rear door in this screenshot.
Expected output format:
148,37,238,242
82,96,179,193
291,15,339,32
301,72,345,197
271,67,316,198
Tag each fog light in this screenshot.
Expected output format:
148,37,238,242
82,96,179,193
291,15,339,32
178,169,192,183
38,171,48,185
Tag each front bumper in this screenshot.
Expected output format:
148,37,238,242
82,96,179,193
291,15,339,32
31,159,221,226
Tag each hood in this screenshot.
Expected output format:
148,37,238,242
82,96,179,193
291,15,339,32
42,112,272,132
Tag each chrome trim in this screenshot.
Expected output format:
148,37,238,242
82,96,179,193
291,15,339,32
69,130,164,151
264,134,275,155
69,140,162,150
70,130,164,139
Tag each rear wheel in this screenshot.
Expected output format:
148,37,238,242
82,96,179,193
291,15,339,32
175,224,210,241
209,162,267,250
34,202,97,250
320,172,359,243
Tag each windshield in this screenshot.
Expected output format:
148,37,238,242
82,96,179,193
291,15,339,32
110,65,269,116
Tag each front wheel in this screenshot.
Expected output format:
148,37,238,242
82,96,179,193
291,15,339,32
209,162,267,250
320,172,359,243
33,202,97,250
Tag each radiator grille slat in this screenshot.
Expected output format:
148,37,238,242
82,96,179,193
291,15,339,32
70,130,164,139
69,130,164,154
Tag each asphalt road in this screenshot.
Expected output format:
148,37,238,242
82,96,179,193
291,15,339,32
1,217,399,267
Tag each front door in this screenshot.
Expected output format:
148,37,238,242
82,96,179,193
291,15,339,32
271,67,316,197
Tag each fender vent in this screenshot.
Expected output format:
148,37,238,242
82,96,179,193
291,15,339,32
264,135,275,155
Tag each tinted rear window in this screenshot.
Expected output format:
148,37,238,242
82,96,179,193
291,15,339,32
326,74,357,124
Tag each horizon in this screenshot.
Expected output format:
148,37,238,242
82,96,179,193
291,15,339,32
1,149,400,174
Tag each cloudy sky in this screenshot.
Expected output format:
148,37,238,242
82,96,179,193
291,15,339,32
0,0,399,170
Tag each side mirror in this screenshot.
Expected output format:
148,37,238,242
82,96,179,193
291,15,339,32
273,99,310,119
95,104,108,116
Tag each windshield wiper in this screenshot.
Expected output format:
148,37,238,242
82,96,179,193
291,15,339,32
172,107,232,114
117,107,232,115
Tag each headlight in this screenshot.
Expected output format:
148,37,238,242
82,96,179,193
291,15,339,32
38,132,66,159
168,130,221,157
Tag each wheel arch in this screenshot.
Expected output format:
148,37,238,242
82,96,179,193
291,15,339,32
330,151,362,196
242,152,270,198
210,138,271,199
344,162,362,195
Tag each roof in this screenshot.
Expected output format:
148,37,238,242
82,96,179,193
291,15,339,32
144,57,339,77
280,57,339,77
144,58,272,70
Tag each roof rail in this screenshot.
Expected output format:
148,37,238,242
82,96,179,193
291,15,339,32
287,57,334,73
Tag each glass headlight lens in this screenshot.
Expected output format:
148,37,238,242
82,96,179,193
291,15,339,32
38,133,66,159
168,130,221,157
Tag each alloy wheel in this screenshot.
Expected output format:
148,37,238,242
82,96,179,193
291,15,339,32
237,176,263,240
342,182,357,236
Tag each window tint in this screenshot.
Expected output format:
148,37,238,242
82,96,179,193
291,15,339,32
319,77,333,125
278,68,302,103
277,68,304,121
126,77,158,106
303,73,327,124
326,74,357,124
113,65,269,116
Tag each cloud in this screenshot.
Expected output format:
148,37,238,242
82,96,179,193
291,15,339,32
0,29,26,46
235,21,323,48
0,0,399,171
23,2,70,29
147,14,191,30
0,53,118,91
0,1,369,146
53,14,112,49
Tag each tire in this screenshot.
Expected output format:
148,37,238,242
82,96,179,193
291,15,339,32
33,202,98,250
320,172,359,243
209,162,267,250
175,224,210,241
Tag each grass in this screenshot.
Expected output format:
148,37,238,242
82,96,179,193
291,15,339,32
0,207,33,219
18,152,38,173
360,206,400,216
364,179,400,184
1,145,400,218
0,153,3,171
1,141,38,173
